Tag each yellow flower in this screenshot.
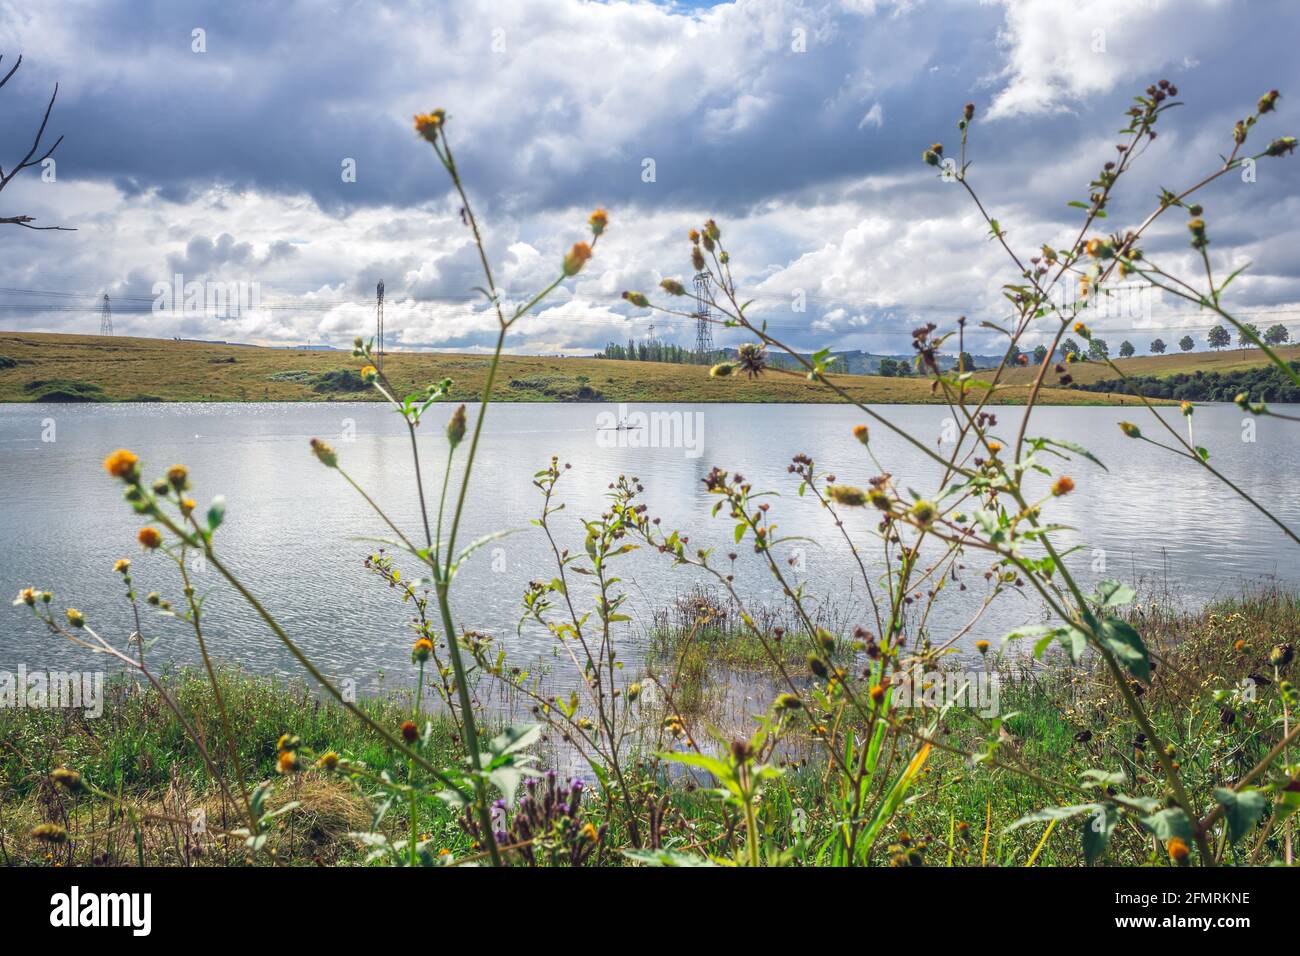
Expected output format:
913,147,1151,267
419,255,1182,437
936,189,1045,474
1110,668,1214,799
412,637,434,663
708,362,735,378
180,498,196,516
563,241,593,276
975,640,990,655
276,750,299,774
869,684,886,705
310,437,338,468
65,608,85,628
316,751,340,771
15,587,37,607
910,500,937,526
103,449,139,480
588,208,608,236
50,768,82,791
852,424,869,444
360,364,379,384
113,559,131,574
1119,421,1141,439
1073,321,1091,339
137,527,163,549
166,464,189,490
30,823,68,844
827,485,868,507
413,110,446,142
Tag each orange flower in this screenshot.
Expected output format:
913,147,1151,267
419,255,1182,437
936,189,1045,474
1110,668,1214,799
852,424,869,445
563,242,593,276
1166,837,1190,865
400,720,419,744
277,750,299,774
588,209,608,236
103,449,139,480
412,637,434,663
1051,476,1075,496
137,527,163,550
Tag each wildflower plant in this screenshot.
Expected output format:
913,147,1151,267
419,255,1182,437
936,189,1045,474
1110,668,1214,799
620,84,1300,865
15,84,1300,869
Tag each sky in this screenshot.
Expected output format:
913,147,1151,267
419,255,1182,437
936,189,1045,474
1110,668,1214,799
1,0,1299,356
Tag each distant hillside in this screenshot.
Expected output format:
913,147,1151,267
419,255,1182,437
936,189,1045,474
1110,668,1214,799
0,331,1138,406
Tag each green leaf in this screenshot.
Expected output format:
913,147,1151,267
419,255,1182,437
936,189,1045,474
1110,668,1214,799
1004,803,1098,833
1027,436,1108,472
1092,580,1135,608
1214,787,1268,843
1099,617,1150,682
1140,807,1192,842
485,723,542,761
1081,803,1118,865
206,495,227,532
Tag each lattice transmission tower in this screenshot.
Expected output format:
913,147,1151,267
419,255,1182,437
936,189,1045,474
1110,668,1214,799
692,272,715,361
375,280,385,368
99,294,113,336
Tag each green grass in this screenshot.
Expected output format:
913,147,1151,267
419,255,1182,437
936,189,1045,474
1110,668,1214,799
3,591,1293,866
0,331,1150,405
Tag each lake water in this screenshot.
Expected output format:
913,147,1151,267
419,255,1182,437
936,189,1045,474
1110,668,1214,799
2,401,1297,702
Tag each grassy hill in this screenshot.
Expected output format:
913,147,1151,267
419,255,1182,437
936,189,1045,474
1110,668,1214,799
996,345,1300,388
0,331,1148,405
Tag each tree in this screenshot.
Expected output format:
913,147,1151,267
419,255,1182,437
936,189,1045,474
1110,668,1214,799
1207,325,1231,350
0,55,71,230
1179,335,1195,352
1150,338,1166,354
959,351,975,371
1032,344,1048,363
1237,322,1261,348
1088,338,1110,360
877,357,898,377
1264,323,1290,346
1061,338,1080,357
1119,340,1135,358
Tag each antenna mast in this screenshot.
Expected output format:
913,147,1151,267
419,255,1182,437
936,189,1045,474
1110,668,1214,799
693,272,714,362
99,294,113,336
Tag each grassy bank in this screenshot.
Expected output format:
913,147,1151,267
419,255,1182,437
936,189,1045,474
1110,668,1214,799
3,591,1294,866
997,344,1300,389
0,331,1148,405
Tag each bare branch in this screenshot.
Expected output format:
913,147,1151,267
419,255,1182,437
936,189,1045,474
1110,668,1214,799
0,55,72,231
